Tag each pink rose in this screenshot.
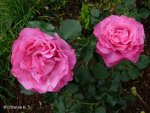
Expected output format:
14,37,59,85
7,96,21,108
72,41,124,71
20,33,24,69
11,28,76,93
93,15,144,67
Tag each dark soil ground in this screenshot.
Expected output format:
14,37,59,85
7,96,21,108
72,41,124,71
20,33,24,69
1,0,150,113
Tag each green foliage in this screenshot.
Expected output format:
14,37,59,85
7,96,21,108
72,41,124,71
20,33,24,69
0,51,15,104
138,8,150,19
83,0,150,24
80,45,94,63
27,19,82,42
91,8,100,18
26,21,55,35
0,34,15,104
142,0,150,9
20,85,35,95
115,0,138,18
44,59,139,113
114,0,150,20
0,0,43,35
0,0,12,35
75,66,94,85
91,8,100,25
101,1,111,11
136,55,150,69
65,84,79,94
53,100,66,113
80,3,91,29
90,63,109,79
95,106,106,113
59,19,82,40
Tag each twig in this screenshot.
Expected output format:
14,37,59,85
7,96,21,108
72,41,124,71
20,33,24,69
137,94,149,109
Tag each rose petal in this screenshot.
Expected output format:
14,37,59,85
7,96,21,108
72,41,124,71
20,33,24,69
93,15,145,67
11,28,76,93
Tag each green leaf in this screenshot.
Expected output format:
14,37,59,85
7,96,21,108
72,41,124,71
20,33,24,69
75,66,95,84
87,85,96,97
138,8,150,19
73,93,84,100
115,0,123,4
91,8,100,18
65,84,79,94
124,0,135,6
96,87,108,100
121,71,130,82
59,19,82,40
102,2,111,11
136,55,150,69
107,95,117,106
81,3,90,19
85,15,91,29
20,85,35,95
54,100,65,113
80,3,91,29
41,22,55,33
26,21,41,28
43,93,58,103
114,61,130,71
95,106,106,113
128,66,140,80
118,98,127,110
81,45,94,63
90,63,109,79
110,80,121,92
113,71,121,82
70,104,81,112
80,105,91,113
26,21,55,35
91,17,98,25
65,98,72,109
124,95,136,103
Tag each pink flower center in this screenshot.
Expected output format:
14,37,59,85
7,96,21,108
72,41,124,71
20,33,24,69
20,39,63,82
107,27,131,50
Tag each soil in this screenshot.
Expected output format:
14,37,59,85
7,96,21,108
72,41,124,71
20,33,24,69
1,1,150,113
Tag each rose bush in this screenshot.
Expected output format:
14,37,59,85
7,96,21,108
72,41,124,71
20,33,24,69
93,15,145,67
11,28,76,93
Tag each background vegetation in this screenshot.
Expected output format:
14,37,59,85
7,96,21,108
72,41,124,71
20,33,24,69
0,0,150,113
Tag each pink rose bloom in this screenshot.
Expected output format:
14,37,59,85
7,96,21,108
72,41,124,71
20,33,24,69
11,28,76,93
93,15,144,67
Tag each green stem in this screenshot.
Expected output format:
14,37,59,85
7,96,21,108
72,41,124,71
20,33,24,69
71,98,100,106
